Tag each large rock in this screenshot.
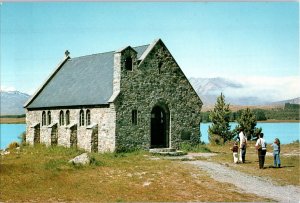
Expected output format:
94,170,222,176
69,153,90,165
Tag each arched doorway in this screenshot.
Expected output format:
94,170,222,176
151,105,169,148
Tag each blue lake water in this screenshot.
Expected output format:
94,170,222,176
200,122,300,144
0,124,26,149
0,123,299,149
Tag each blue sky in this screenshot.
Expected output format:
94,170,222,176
1,2,299,100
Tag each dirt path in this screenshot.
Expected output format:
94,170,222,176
185,160,300,202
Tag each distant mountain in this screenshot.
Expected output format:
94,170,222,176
1,81,299,115
0,91,30,115
189,77,286,106
271,97,300,105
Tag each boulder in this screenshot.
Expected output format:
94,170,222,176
69,153,90,165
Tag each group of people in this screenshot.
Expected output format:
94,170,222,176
231,128,281,169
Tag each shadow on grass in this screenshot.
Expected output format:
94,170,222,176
267,165,295,168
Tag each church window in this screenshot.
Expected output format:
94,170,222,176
47,111,51,125
132,110,138,125
79,110,84,126
66,110,70,125
125,56,133,71
42,111,46,126
158,62,163,74
59,110,64,126
86,109,91,126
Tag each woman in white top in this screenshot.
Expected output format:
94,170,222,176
255,133,267,169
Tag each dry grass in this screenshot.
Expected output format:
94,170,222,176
0,117,25,124
0,145,270,202
206,142,300,186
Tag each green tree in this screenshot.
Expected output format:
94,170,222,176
208,93,233,144
253,109,267,121
235,108,262,140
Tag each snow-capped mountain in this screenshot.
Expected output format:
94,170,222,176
188,77,297,106
0,90,30,115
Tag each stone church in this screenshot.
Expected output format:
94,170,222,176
24,39,203,152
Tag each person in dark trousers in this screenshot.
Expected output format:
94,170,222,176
255,133,267,169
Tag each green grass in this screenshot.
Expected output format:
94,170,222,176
206,141,300,186
0,144,270,202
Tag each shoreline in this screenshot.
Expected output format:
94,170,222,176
201,120,300,124
257,120,299,123
0,117,25,124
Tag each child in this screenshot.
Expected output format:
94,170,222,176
231,142,239,164
271,138,281,168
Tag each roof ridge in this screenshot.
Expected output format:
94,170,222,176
71,50,114,60
70,44,150,60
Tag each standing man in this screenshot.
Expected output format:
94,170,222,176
255,133,267,169
238,128,247,163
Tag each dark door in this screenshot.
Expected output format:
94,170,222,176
70,125,77,148
51,124,58,146
151,106,168,148
91,126,98,153
34,124,40,144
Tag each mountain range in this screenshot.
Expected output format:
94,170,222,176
0,91,30,115
1,77,299,115
189,77,300,107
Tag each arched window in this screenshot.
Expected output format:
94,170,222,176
79,110,84,126
125,56,133,71
42,111,46,126
47,111,51,125
66,110,70,125
59,110,64,126
86,109,91,126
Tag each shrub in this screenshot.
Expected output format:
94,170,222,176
179,142,211,153
8,142,19,150
18,131,26,145
209,134,225,145
89,155,104,166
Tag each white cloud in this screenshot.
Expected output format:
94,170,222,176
0,86,16,92
224,76,300,101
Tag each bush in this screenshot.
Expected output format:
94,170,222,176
179,142,211,153
18,131,26,145
209,134,225,145
8,142,19,150
89,155,104,166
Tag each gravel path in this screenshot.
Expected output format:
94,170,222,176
185,160,300,202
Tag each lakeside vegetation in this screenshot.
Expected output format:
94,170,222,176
201,103,300,123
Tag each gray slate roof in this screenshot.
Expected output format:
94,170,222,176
26,45,149,108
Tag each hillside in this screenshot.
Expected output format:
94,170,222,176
0,91,30,115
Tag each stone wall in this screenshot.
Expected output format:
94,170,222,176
26,105,116,152
114,40,202,151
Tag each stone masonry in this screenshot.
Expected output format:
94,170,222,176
114,40,202,151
